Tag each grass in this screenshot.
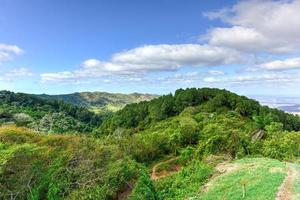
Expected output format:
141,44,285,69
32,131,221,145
292,163,300,200
194,157,288,200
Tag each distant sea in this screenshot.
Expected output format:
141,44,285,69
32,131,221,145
250,96,300,115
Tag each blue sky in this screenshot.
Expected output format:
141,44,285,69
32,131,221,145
1,0,300,96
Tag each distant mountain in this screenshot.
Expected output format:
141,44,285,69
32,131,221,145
252,96,300,114
37,92,159,113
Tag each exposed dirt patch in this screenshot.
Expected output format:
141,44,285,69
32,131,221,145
215,161,259,174
215,161,238,174
151,157,180,180
276,165,297,200
201,161,237,193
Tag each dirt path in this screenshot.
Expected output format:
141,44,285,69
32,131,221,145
151,157,180,180
276,165,298,200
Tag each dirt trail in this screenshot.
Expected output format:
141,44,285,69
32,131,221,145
276,165,298,200
151,157,180,180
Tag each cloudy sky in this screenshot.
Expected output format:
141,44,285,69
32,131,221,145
1,0,300,96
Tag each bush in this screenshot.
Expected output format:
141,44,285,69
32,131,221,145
155,161,212,200
263,131,300,160
129,173,158,200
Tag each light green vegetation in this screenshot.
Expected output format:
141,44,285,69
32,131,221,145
89,104,125,114
292,163,300,200
194,158,289,200
38,91,158,113
0,126,142,200
155,161,212,200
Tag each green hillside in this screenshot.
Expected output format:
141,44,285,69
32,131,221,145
0,90,101,133
38,92,158,114
0,88,299,199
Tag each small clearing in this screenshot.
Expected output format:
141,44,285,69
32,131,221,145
195,158,289,200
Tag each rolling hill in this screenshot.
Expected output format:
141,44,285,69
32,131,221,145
37,92,158,113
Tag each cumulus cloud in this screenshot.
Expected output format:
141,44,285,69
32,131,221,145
260,57,300,71
39,0,300,88
204,0,300,53
110,44,241,70
41,44,243,82
0,44,24,61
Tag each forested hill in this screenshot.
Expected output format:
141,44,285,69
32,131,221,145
1,88,300,199
98,88,300,135
1,88,299,136
0,90,101,133
37,92,158,113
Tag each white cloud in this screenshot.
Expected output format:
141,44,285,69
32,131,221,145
0,68,33,82
110,44,241,70
204,73,300,84
204,0,300,53
5,68,33,77
0,44,24,61
208,70,224,75
41,44,242,82
260,57,300,71
40,71,80,82
206,26,271,53
204,77,220,83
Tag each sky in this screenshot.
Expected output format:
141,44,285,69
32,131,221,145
1,0,300,96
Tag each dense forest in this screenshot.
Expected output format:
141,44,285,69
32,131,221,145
98,88,300,135
0,88,299,199
0,90,101,133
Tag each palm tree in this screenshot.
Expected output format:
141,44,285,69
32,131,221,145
251,113,273,141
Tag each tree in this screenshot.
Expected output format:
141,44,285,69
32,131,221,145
253,113,273,130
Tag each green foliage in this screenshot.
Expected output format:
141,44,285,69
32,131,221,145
98,88,300,136
0,90,101,133
155,161,212,200
262,129,300,160
0,126,141,200
129,173,158,200
1,87,300,199
29,112,86,134
253,113,273,130
196,113,254,158
179,146,194,163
